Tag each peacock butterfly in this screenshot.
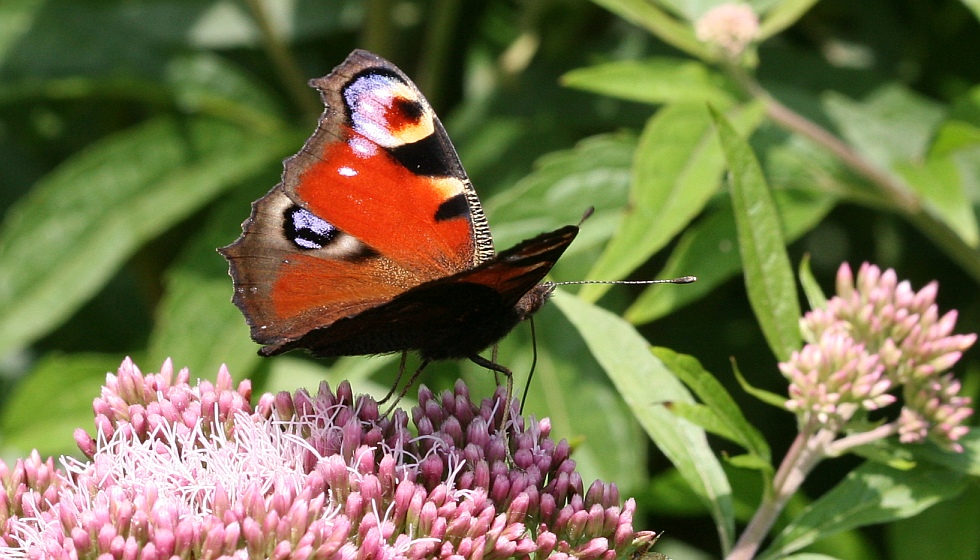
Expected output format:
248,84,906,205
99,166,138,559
219,49,577,376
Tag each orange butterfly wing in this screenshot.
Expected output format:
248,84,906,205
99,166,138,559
284,49,493,275
266,226,578,359
220,50,576,358
221,51,492,351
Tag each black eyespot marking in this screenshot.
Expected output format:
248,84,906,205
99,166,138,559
284,206,337,250
393,97,424,123
389,133,456,176
341,68,405,123
349,244,381,262
434,193,470,222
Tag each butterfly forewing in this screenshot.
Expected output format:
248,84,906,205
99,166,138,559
220,49,577,361
285,49,494,276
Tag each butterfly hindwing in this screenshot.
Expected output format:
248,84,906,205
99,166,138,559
265,226,578,359
220,188,411,349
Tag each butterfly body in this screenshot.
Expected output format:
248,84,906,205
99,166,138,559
220,50,576,363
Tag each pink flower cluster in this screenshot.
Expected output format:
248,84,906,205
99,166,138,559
1,358,657,559
781,263,975,450
694,3,760,57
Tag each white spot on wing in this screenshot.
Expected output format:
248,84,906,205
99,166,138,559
348,136,377,157
338,166,357,177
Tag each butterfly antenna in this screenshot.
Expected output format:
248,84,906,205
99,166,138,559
550,276,697,287
578,206,595,226
519,317,539,415
382,358,431,418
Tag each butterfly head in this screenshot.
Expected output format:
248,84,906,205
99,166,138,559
514,283,558,322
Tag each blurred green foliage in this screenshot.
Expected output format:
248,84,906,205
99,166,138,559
1,1,979,559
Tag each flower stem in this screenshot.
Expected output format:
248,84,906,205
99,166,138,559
826,422,900,456
725,64,917,213
726,64,980,284
726,424,834,560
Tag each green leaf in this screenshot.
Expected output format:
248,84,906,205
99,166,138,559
848,439,919,471
0,55,286,132
888,483,980,560
757,0,820,40
589,0,711,60
147,179,272,379
0,0,43,67
0,0,357,79
187,0,363,48
552,291,736,551
896,155,980,248
0,1,209,79
0,117,296,357
665,401,737,441
780,555,844,560
164,53,287,131
581,101,766,302
488,133,635,249
823,85,946,170
626,188,834,323
930,120,980,158
477,303,650,492
711,106,801,361
732,358,789,409
763,461,967,559
905,429,980,477
561,58,735,106
148,240,262,382
0,353,121,458
149,269,262,380
726,453,775,471
798,255,827,311
959,0,980,23
655,347,771,469
647,467,714,516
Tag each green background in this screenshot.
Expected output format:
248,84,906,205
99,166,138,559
1,1,978,559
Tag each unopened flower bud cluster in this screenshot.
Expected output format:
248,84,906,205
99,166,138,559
781,263,974,451
1,358,656,559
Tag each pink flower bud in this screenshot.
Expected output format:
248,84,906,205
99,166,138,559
694,3,760,57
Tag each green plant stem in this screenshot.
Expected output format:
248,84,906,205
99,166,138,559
728,64,919,214
727,422,901,559
361,0,394,57
726,424,833,560
728,65,980,284
242,0,320,119
416,0,462,107
826,422,899,456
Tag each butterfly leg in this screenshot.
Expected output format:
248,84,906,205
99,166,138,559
468,353,516,438
378,351,410,405
489,345,502,384
381,357,431,418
